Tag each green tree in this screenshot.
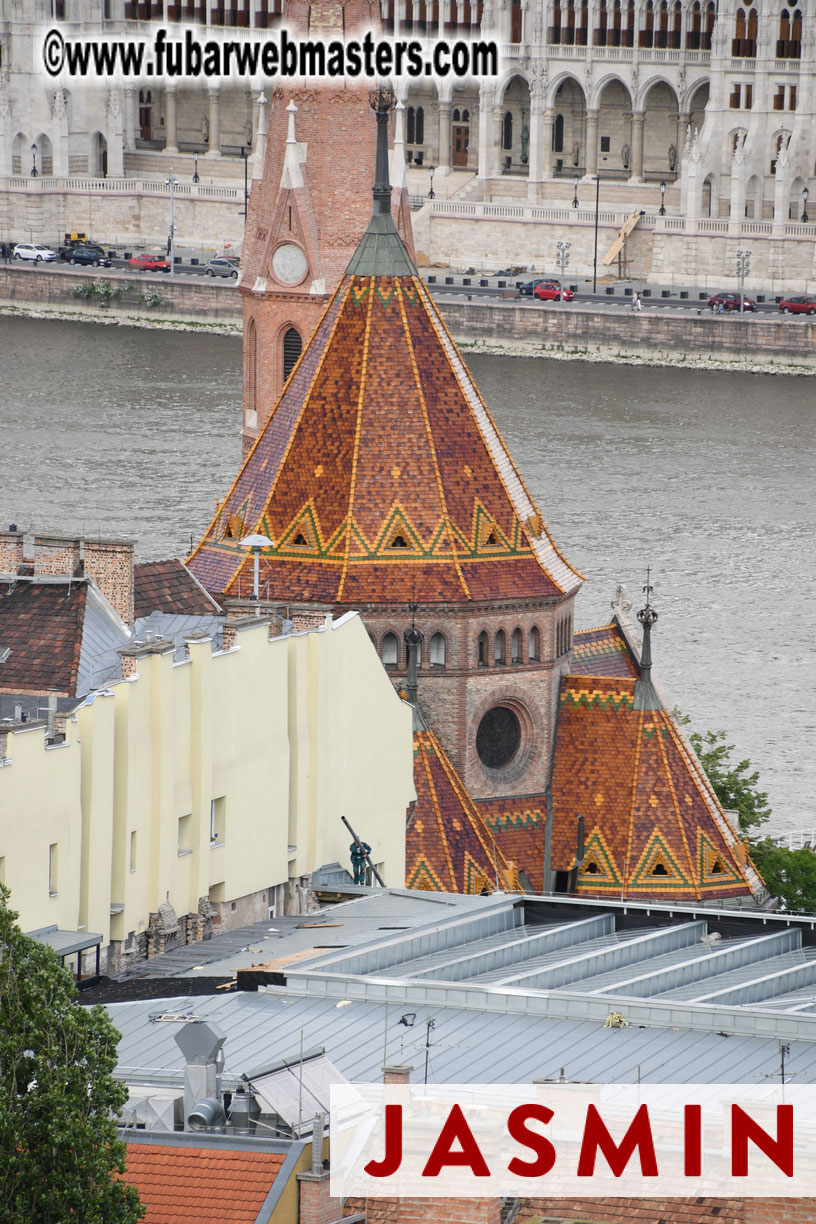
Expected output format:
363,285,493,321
0,886,144,1223
686,727,772,834
679,718,816,915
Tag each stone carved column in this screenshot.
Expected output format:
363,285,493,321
584,108,599,178
629,110,645,182
205,86,221,157
164,84,178,154
437,101,452,172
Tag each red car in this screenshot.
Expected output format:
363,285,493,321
129,253,171,272
707,292,756,312
534,281,574,301
779,296,816,315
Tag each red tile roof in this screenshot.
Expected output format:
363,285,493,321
0,579,87,695
407,729,520,894
187,275,581,607
134,559,221,618
550,675,762,902
122,1143,285,1224
571,623,639,679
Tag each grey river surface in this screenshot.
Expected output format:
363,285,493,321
1,315,813,834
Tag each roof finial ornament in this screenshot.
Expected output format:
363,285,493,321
634,567,661,711
369,85,397,216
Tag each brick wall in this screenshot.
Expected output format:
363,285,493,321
518,1198,816,1224
0,530,25,573
33,535,81,576
83,538,134,625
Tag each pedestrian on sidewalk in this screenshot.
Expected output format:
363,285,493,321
631,291,642,312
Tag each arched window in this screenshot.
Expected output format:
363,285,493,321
594,0,608,46
415,106,425,144
453,107,460,122
511,627,522,662
528,626,540,661
687,0,701,48
778,7,802,56
282,327,301,382
639,0,655,47
407,106,415,144
430,632,446,667
478,630,489,666
381,633,399,666
578,0,588,42
553,113,564,151
565,0,576,44
669,0,681,46
703,0,715,47
462,109,470,122
655,0,668,47
551,0,563,41
511,0,523,40
494,629,506,664
623,0,635,44
502,111,513,150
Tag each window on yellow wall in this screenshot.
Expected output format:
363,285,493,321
178,813,192,855
129,831,137,872
48,842,59,896
210,797,226,846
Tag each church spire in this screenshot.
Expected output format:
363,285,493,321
345,87,417,278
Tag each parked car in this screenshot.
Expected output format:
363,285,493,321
13,243,57,262
519,278,548,296
778,296,816,315
129,253,171,273
205,256,240,278
58,244,111,267
707,292,757,312
534,280,575,301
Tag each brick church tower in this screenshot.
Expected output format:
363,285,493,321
238,0,414,458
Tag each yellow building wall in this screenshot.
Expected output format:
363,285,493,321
0,613,413,955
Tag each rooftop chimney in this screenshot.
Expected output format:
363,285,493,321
0,528,24,575
33,535,81,577
83,538,135,625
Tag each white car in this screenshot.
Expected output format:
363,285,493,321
13,243,57,262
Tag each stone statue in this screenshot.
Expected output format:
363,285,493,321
668,143,677,171
521,122,529,163
621,143,630,170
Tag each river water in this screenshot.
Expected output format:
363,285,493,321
1,316,813,833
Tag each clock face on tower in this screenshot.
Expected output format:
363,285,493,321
271,242,308,286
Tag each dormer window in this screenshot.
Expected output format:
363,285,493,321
390,535,408,548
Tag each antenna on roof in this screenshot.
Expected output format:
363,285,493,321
369,85,396,216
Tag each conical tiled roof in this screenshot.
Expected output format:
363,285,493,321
407,729,520,894
188,266,581,605
550,675,764,903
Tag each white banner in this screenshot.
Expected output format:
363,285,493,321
330,1083,816,1198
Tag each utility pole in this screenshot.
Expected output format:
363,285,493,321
736,247,751,314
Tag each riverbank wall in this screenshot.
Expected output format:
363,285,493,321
2,265,814,372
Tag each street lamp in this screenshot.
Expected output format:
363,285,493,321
239,533,275,612
30,143,38,178
166,172,176,277
592,174,601,294
556,241,571,297
802,186,809,223
428,164,436,199
193,152,200,184
572,174,579,208
659,180,666,216
735,248,751,315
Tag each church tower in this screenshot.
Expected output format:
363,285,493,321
238,0,414,458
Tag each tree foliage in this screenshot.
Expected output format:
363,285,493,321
0,887,144,1223
680,720,816,915
686,727,772,834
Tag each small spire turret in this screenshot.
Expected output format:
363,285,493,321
633,567,661,711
